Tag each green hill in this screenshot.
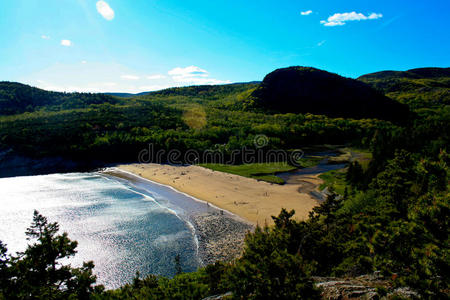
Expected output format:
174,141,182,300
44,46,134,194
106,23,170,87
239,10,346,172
0,82,122,115
358,67,450,109
246,66,410,121
106,82,260,99
0,66,447,167
135,82,259,110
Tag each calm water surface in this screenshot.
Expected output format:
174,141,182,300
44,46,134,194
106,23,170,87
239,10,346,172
0,170,210,289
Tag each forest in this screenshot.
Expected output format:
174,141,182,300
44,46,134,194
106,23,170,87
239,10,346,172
0,66,448,299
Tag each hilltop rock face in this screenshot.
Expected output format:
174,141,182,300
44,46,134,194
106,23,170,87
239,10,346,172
249,67,410,121
202,274,419,300
313,274,419,299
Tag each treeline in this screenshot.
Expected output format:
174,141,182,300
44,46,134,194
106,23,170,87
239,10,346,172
359,67,450,110
0,102,185,161
0,101,399,163
142,83,259,100
1,83,448,169
1,67,448,167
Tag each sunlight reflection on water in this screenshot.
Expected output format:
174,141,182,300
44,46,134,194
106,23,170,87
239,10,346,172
0,172,201,289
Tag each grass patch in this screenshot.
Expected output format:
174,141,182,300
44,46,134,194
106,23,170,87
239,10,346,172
327,147,372,166
318,169,347,195
199,162,297,184
296,156,324,168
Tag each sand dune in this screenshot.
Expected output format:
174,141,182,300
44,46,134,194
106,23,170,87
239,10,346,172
117,164,321,226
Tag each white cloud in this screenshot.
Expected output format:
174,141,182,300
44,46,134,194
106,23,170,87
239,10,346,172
96,1,115,21
41,35,50,40
172,77,231,85
301,10,312,16
25,62,147,93
168,66,230,86
121,74,140,80
317,40,326,47
147,74,166,80
81,60,87,64
368,13,383,20
168,66,208,78
27,63,233,94
61,39,73,46
320,11,382,26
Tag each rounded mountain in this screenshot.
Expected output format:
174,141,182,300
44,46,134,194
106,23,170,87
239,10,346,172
248,67,410,121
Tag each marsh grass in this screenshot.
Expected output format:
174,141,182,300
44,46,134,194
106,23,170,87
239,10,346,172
199,162,297,184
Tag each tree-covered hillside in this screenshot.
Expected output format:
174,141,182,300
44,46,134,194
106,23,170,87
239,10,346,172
358,67,450,110
245,67,410,121
0,73,400,166
0,66,448,170
0,82,122,115
135,82,260,109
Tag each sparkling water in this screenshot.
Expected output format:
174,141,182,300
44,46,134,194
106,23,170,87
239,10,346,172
0,170,206,289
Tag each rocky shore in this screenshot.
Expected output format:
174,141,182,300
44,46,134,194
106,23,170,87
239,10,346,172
191,212,254,265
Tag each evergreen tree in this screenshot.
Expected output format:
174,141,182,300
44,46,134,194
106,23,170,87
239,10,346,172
0,210,101,300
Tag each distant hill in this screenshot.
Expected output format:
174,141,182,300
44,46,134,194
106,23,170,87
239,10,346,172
247,67,410,121
0,82,121,115
104,91,150,98
141,83,259,99
358,67,450,109
105,82,261,99
359,67,450,81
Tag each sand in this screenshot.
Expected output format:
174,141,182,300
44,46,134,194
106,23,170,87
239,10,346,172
117,163,321,226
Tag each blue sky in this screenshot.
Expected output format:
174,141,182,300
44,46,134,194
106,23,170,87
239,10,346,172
0,0,449,93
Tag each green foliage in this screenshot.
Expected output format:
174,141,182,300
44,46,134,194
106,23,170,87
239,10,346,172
100,271,210,300
0,75,402,168
227,215,321,299
0,82,122,115
200,162,296,184
0,102,186,161
346,161,364,187
318,169,347,195
358,67,450,110
0,210,102,299
296,156,323,168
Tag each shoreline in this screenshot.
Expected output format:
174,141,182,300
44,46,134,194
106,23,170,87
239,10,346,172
115,163,321,225
102,168,254,265
103,167,253,226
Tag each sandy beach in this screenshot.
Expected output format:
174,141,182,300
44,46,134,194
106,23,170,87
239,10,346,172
116,163,321,226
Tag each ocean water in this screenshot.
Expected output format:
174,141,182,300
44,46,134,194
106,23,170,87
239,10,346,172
0,170,210,289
